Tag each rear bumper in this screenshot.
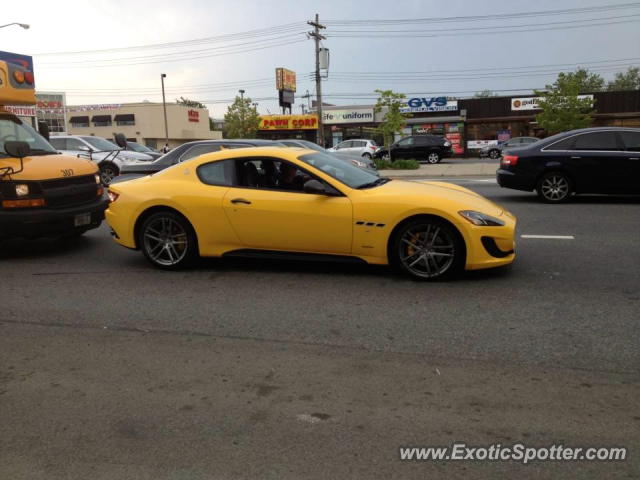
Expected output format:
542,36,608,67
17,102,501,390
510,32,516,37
0,197,108,238
496,169,535,192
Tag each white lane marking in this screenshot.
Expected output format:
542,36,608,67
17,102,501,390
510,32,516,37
521,235,575,240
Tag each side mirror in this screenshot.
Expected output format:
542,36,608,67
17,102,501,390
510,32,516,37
114,133,127,149
78,145,92,152
303,179,326,195
38,121,50,141
4,141,30,158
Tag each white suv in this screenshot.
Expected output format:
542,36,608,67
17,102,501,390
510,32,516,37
328,139,379,158
49,135,154,185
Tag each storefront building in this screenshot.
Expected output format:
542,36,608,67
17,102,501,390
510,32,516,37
256,114,319,141
321,106,380,148
67,102,221,149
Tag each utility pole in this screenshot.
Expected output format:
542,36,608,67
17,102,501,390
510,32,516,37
308,14,326,147
239,89,245,138
160,73,169,145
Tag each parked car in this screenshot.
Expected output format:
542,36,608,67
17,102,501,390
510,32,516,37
279,138,377,172
480,137,539,159
106,146,516,280
49,135,154,185
496,127,640,203
126,141,162,160
114,139,284,180
374,135,453,164
327,139,379,158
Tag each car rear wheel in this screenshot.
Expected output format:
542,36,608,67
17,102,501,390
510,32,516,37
489,149,501,159
362,152,372,159
139,211,197,269
391,218,465,280
99,163,119,185
536,172,573,203
426,152,441,164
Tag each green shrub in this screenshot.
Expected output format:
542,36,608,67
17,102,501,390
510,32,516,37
375,158,420,170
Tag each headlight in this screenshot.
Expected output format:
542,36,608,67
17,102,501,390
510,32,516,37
351,160,366,168
458,210,505,226
15,184,29,197
95,174,101,184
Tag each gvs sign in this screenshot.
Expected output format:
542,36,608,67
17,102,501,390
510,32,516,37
400,96,458,113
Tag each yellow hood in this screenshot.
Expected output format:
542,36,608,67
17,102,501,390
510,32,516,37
0,154,97,181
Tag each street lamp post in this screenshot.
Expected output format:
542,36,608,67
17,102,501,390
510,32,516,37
239,89,245,137
0,23,30,30
160,73,168,146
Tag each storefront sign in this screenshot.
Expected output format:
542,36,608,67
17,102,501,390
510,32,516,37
259,114,318,130
400,97,458,113
275,68,296,92
67,104,122,112
511,95,594,111
188,109,200,122
322,108,374,124
467,140,499,149
3,105,36,116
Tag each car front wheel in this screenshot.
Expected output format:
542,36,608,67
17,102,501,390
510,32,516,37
99,163,119,185
427,152,441,164
489,149,501,159
390,218,465,280
139,211,197,269
536,172,573,203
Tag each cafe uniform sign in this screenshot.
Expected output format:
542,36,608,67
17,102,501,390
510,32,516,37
400,96,458,113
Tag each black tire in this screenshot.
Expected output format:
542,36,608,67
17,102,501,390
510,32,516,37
489,149,501,159
390,217,465,281
138,211,198,269
99,162,119,186
362,152,372,159
536,171,573,203
426,152,440,164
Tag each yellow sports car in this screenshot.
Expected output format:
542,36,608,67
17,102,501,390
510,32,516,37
106,147,515,280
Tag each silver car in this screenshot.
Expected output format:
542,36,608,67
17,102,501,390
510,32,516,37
49,135,154,184
327,139,379,159
279,139,377,172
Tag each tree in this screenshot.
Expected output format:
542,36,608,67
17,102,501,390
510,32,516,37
223,95,260,138
373,89,409,150
607,67,640,91
554,68,605,93
474,89,498,98
534,74,594,134
176,96,206,108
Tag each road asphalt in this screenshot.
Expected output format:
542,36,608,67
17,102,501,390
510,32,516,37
1,180,638,479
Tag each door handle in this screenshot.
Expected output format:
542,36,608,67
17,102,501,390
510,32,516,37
231,198,251,205
570,156,581,159
629,157,640,161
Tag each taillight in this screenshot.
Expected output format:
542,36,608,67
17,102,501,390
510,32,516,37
502,155,519,166
107,190,119,202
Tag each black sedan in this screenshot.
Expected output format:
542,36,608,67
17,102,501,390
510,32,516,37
373,135,453,164
115,139,284,180
497,127,640,203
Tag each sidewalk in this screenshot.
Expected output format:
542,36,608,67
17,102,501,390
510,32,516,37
378,162,498,178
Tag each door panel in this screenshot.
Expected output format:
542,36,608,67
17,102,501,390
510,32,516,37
569,132,625,192
222,188,353,254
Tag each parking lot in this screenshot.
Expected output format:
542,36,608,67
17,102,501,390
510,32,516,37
1,179,639,479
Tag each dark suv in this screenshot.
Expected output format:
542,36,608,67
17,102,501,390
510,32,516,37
496,127,640,203
374,135,453,163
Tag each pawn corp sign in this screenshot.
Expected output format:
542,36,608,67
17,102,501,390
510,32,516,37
259,114,318,130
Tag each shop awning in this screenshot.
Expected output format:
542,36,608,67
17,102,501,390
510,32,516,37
69,116,89,123
114,114,135,122
405,115,463,124
91,115,111,122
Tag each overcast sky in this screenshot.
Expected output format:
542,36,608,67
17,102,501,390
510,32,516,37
2,0,639,117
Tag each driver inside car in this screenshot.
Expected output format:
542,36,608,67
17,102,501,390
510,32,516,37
277,162,305,191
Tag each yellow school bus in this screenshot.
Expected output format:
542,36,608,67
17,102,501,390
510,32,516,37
0,53,108,239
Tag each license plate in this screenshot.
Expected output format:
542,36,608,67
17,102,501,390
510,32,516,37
74,213,91,227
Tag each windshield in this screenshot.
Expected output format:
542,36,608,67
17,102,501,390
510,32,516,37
295,140,325,152
0,115,58,157
82,136,119,151
128,142,153,153
299,151,380,188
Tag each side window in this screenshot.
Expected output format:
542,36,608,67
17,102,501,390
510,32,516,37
196,159,235,186
619,131,640,152
398,137,414,146
546,136,576,151
49,137,65,150
66,138,86,150
355,140,367,148
572,132,620,151
180,144,221,163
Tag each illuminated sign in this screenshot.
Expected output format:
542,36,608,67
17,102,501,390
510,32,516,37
275,68,296,92
259,114,318,130
400,97,458,113
322,108,374,124
188,109,200,122
511,95,594,111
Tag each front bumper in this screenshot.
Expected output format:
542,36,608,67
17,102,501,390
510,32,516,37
461,210,517,270
0,197,109,238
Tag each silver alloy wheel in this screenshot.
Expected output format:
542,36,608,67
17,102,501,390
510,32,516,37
489,149,501,159
540,174,570,201
399,224,455,278
100,165,117,185
142,216,189,266
427,153,440,164
382,153,390,161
